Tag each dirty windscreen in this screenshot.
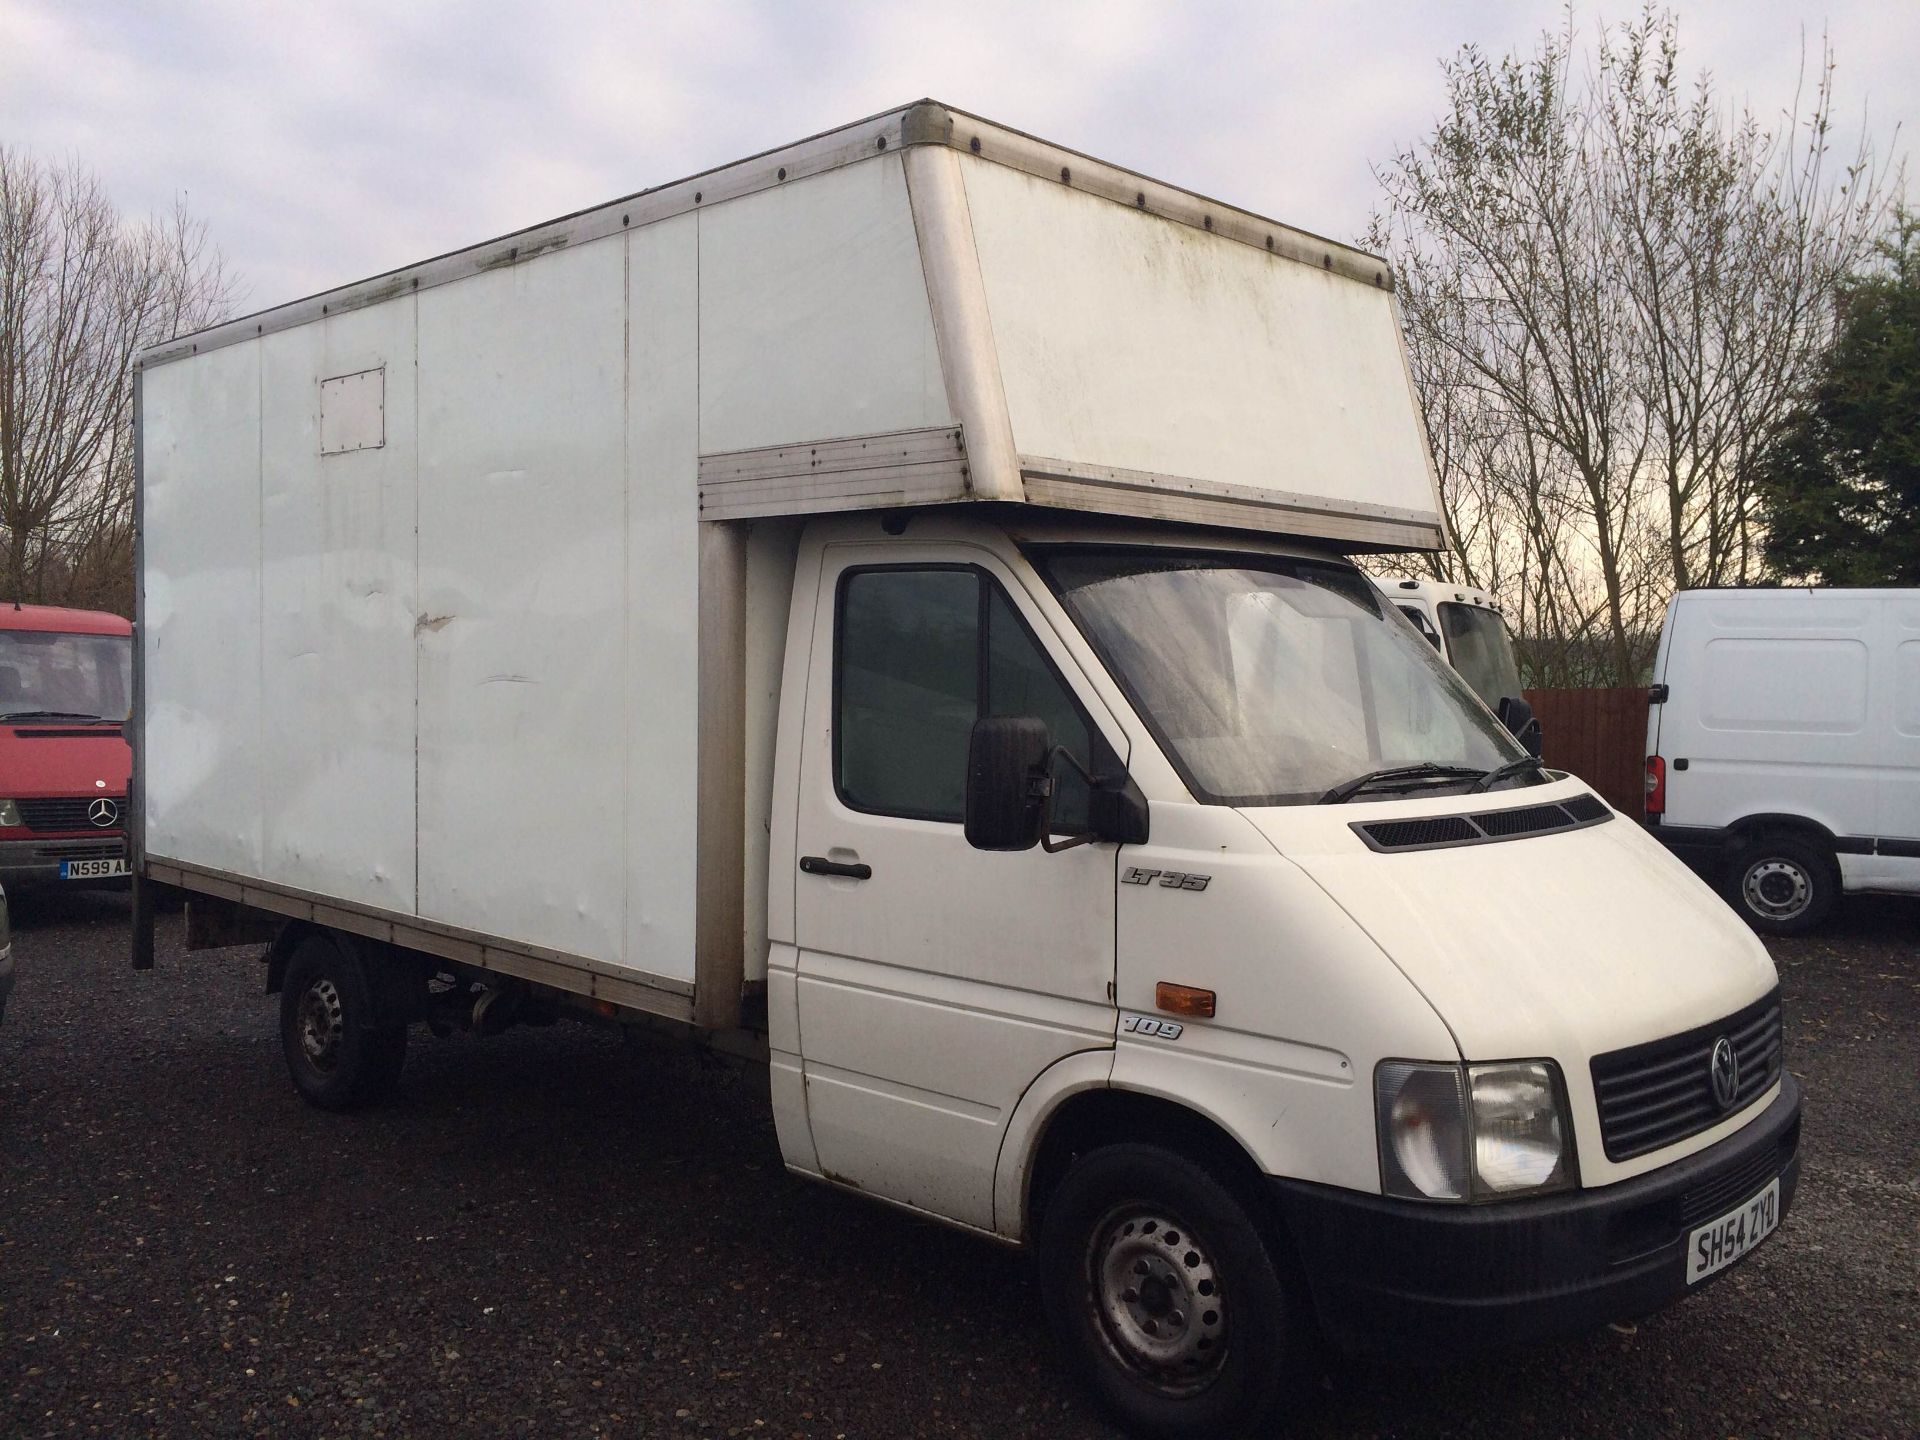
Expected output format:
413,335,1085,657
0,631,133,721
1040,551,1519,805
1438,603,1525,709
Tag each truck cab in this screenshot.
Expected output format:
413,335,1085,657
766,511,1794,1420
0,605,133,889
1374,576,1526,713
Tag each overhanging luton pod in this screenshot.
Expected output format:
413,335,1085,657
131,103,1797,1440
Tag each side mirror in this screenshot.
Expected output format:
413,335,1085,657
1496,695,1543,758
965,716,1051,851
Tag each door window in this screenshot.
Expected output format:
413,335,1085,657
835,566,1093,829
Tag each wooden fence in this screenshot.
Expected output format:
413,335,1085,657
1523,686,1650,818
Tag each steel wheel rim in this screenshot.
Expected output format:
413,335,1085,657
1084,1204,1227,1396
297,977,345,1072
1743,858,1811,921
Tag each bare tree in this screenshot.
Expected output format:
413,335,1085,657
1370,7,1897,685
0,148,234,612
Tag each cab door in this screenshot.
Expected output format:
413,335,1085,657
792,541,1122,1230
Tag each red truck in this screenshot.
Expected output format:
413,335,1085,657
0,604,133,888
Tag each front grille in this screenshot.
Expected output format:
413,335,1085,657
32,840,125,861
1591,989,1784,1162
14,796,125,832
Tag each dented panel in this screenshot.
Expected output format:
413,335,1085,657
260,307,419,910
414,241,631,967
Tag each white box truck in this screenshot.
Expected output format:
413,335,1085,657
132,103,1802,1437
1645,585,1920,934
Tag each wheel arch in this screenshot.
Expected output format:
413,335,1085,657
1019,1087,1275,1249
1726,812,1842,848
266,922,420,1022
1723,813,1849,869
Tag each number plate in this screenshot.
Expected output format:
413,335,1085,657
1685,1177,1780,1285
60,857,129,880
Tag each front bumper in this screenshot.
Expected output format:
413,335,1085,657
1271,1074,1803,1355
0,834,129,887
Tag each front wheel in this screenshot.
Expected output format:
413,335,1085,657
1037,1143,1314,1439
1728,834,1836,937
278,934,408,1111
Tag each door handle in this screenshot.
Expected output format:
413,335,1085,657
800,855,872,880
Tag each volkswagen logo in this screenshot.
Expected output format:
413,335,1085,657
88,797,119,828
1709,1035,1740,1111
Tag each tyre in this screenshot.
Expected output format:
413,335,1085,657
1037,1142,1314,1439
278,934,409,1111
1728,833,1836,937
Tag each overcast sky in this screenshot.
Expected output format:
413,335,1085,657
3,1,1911,314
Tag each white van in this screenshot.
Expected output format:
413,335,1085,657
1375,577,1525,712
132,103,1801,1438
1646,586,1920,934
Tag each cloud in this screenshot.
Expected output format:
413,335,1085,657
2,0,1909,312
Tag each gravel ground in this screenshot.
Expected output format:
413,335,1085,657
1,886,1914,1439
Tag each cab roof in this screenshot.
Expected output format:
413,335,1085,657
0,603,132,636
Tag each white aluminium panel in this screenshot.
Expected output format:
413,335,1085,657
258,304,419,909
959,157,1439,520
625,214,701,985
141,341,264,875
415,240,630,965
697,154,949,455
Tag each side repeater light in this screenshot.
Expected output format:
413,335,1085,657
1155,982,1216,1019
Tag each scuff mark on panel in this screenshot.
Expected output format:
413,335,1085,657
416,613,456,634
479,233,571,271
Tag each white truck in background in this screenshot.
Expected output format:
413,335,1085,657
1645,586,1920,934
132,103,1801,1437
1377,575,1527,711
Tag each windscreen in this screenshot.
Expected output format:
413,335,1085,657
0,631,133,721
1040,551,1520,805
1438,603,1525,709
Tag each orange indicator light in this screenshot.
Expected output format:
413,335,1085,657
1155,982,1216,1019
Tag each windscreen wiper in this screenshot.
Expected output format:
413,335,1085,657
0,710,114,724
1319,763,1484,804
1468,756,1549,793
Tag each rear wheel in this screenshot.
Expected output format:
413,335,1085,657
1037,1143,1314,1439
1728,833,1836,937
279,934,408,1110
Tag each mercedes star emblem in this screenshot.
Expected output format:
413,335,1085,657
88,796,119,828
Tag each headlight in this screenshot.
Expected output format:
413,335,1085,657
1469,1062,1571,1195
0,799,19,827
1377,1059,1574,1202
